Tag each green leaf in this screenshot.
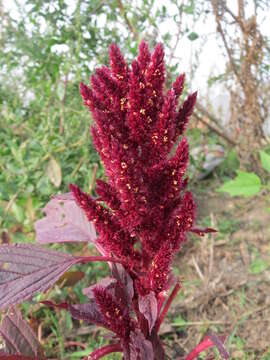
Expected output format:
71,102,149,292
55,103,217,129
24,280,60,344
57,82,65,101
187,32,199,41
11,202,25,223
182,2,195,14
172,314,187,327
249,258,268,274
260,150,270,173
218,170,261,197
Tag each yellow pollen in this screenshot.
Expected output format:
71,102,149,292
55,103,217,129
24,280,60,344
140,108,146,115
164,136,168,143
120,98,126,111
126,183,131,189
152,134,158,144
139,82,145,89
123,144,128,149
152,90,157,97
121,162,127,169
172,170,176,175
147,116,152,123
173,180,178,185
117,74,124,80
134,187,139,193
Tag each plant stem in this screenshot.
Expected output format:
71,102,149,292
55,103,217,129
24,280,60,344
84,343,122,360
155,282,181,332
185,334,229,360
77,256,126,266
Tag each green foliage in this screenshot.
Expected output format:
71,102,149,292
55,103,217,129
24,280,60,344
218,171,261,197
218,149,270,198
188,32,199,41
260,150,270,173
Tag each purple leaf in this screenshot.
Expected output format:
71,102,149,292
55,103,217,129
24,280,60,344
138,291,158,333
112,264,134,304
42,300,108,329
130,330,154,360
0,308,44,359
0,244,78,309
34,193,96,244
207,334,229,359
69,302,108,328
83,277,116,299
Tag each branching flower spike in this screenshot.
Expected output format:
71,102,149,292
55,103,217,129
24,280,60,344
71,41,218,359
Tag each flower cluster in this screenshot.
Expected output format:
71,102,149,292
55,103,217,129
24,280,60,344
68,41,218,359
73,41,197,291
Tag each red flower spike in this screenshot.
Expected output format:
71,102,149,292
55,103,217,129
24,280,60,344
109,43,130,83
148,242,172,294
137,40,151,72
175,91,197,138
69,42,226,359
93,287,132,339
152,89,177,159
172,73,185,100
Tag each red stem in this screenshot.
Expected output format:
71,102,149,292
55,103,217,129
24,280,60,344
155,282,181,332
76,256,126,266
84,343,122,360
157,292,166,316
185,336,216,360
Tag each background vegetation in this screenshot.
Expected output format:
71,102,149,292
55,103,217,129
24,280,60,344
0,0,270,359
